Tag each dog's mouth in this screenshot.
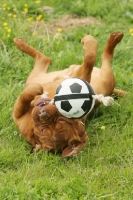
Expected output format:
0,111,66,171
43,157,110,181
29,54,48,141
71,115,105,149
34,97,52,107
33,98,52,120
33,98,60,122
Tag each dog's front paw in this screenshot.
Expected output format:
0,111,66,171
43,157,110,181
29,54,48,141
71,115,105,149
14,38,29,51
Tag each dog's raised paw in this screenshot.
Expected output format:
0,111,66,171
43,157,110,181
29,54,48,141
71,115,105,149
109,31,124,45
81,35,95,44
81,35,98,53
14,38,29,51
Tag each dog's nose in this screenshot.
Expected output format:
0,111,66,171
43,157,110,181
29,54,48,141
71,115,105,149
38,107,46,118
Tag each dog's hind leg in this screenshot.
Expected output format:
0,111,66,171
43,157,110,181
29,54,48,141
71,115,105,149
101,32,127,98
14,38,51,85
101,31,123,69
80,35,98,82
99,31,124,95
68,35,98,83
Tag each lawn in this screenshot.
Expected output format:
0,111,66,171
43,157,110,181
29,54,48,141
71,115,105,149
0,0,133,199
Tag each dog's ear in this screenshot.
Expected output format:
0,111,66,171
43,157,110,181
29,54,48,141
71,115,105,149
61,140,86,158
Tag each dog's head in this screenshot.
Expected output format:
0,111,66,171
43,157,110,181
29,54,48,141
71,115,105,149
31,98,87,158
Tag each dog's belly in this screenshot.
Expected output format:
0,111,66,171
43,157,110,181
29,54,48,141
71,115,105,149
40,67,102,98
28,65,110,98
28,66,104,99
27,68,69,85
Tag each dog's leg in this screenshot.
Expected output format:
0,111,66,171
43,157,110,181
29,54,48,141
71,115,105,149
103,31,123,56
14,38,51,85
13,83,43,145
101,31,123,67
91,31,124,97
13,83,43,120
81,35,98,81
100,31,124,94
68,35,98,82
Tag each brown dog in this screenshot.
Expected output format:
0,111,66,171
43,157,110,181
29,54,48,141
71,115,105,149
13,31,125,157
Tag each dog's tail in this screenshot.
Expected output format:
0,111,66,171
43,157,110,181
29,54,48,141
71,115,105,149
112,88,127,98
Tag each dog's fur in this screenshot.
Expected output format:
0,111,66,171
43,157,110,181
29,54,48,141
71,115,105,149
13,31,126,157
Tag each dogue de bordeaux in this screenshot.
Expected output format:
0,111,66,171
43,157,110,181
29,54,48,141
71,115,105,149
13,31,126,158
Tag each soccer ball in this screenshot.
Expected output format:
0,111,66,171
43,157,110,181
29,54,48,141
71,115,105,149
54,78,95,118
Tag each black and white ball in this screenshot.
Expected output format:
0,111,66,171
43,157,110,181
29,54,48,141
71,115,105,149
54,78,95,118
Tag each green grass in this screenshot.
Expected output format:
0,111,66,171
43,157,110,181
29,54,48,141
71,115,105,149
1,0,133,199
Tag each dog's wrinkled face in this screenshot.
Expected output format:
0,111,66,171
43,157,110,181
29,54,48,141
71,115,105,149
31,98,87,157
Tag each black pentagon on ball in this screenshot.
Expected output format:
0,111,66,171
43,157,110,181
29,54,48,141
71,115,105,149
70,83,82,93
56,84,62,94
81,100,92,112
61,100,72,112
